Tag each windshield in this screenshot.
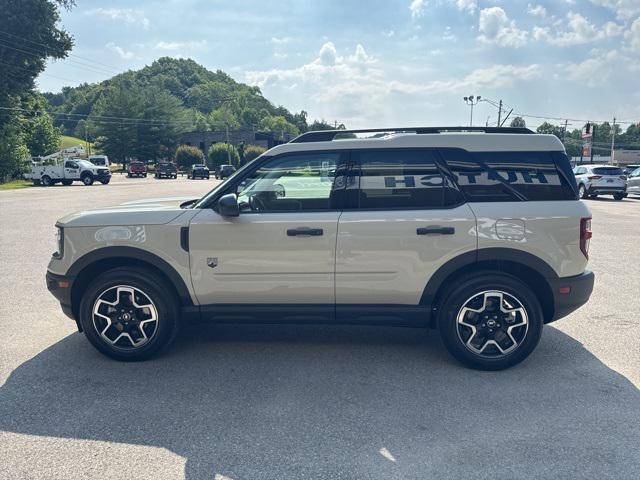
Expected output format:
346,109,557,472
593,167,623,176
194,158,265,208
77,160,94,167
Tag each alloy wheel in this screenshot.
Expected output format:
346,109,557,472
92,285,159,349
456,290,529,358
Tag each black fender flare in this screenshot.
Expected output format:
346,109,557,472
66,246,194,306
420,247,558,307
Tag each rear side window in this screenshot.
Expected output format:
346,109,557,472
352,149,461,209
593,167,623,176
441,149,577,201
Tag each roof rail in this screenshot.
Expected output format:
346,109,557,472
289,126,535,143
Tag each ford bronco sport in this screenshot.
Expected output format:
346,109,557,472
46,127,594,370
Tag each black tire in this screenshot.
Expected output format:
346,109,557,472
78,267,180,361
41,175,53,187
578,184,588,199
613,193,624,201
61,179,73,186
143,173,147,177
33,179,41,186
437,272,544,370
127,173,132,178
81,173,94,186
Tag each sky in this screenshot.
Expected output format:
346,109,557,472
39,0,640,131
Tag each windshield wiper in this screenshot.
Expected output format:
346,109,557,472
180,199,198,209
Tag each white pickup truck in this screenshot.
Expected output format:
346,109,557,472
25,158,111,186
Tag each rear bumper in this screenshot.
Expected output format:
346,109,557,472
548,270,595,322
587,185,626,195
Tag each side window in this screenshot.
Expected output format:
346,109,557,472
354,150,457,209
236,152,342,212
575,167,587,175
65,161,78,169
441,149,576,201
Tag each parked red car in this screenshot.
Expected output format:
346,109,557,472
127,161,147,178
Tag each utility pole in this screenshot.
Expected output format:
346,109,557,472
590,124,596,164
497,99,503,127
562,119,568,138
610,117,616,165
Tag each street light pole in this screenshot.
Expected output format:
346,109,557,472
463,95,481,126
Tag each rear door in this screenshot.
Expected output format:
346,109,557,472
335,149,477,313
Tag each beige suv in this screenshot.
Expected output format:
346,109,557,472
47,127,595,370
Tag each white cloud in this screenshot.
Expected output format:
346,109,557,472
86,8,150,30
154,41,207,51
106,42,135,60
246,42,542,125
624,18,640,50
410,0,427,18
478,7,528,47
443,26,457,42
454,0,477,14
564,50,619,86
271,36,293,45
588,0,640,21
534,12,625,46
527,4,547,17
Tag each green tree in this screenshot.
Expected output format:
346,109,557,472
175,144,205,170
0,0,73,181
510,117,526,128
259,115,299,140
243,145,266,164
91,83,188,163
207,142,240,169
24,112,61,156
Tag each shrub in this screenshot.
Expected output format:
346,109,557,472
207,142,240,169
243,145,266,164
175,145,205,170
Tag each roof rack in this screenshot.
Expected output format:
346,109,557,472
289,126,534,143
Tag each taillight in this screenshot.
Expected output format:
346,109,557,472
587,175,602,180
580,217,592,259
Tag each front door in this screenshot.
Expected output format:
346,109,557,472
64,160,80,179
189,151,347,312
335,149,477,314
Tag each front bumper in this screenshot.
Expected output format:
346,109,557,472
46,271,75,320
548,270,595,322
96,170,112,181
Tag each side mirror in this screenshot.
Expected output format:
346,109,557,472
217,193,239,217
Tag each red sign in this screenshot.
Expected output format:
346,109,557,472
582,144,591,157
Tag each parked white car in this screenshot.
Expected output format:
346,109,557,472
627,167,640,196
573,164,627,200
89,155,110,168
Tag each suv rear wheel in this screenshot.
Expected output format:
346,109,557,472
578,184,588,199
79,267,180,361
438,272,543,370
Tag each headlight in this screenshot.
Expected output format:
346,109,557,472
53,227,64,259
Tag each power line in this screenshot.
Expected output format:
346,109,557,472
0,29,122,72
0,39,119,77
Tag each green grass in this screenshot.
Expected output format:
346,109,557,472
60,135,100,154
0,180,31,191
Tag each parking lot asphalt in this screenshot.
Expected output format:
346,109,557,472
0,175,639,480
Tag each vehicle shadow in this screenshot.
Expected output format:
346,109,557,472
1,324,638,479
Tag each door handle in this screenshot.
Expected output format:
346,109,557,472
287,227,324,237
417,226,455,235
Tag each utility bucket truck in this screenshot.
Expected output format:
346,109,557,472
25,145,111,186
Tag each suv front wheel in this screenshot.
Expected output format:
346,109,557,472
79,267,180,361
438,272,543,370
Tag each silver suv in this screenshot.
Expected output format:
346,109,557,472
573,164,627,200
46,127,595,370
